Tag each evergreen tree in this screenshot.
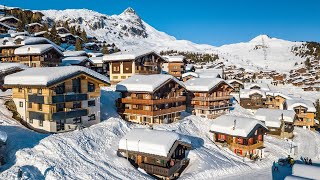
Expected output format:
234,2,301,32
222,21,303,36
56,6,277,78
102,45,109,54
80,29,88,43
49,24,61,45
75,38,82,51
315,100,320,123
16,19,26,32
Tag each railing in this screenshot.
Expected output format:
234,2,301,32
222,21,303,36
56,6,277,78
294,120,314,127
296,113,307,118
230,141,263,151
144,62,158,66
192,95,233,101
194,104,232,110
28,93,88,104
122,105,186,116
52,109,88,121
136,70,160,74
140,161,182,178
120,96,186,105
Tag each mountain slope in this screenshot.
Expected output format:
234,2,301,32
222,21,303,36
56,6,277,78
40,8,307,72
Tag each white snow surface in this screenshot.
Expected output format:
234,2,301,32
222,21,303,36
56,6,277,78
63,50,87,57
184,78,229,92
163,55,185,62
116,74,185,92
285,98,316,113
291,164,320,180
210,115,268,138
118,128,190,157
0,63,28,73
4,66,110,86
254,109,296,128
14,44,63,56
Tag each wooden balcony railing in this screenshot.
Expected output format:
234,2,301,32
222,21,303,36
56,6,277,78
140,160,183,177
144,62,158,66
230,141,263,151
120,96,186,105
194,104,232,110
122,105,186,116
192,95,233,102
294,120,314,127
296,114,308,118
136,70,160,74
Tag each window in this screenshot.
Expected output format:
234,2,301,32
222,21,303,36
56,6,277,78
39,120,43,127
73,102,81,109
38,104,42,111
29,118,33,124
28,102,32,108
88,114,96,121
73,117,81,124
113,76,118,79
88,82,95,92
88,100,95,107
38,89,42,94
18,88,22,92
19,101,23,107
28,88,32,93
121,76,126,79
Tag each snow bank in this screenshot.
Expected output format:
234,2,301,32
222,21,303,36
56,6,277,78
292,164,320,180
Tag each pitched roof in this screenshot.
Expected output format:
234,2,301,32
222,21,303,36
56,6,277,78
116,74,185,92
244,82,270,91
163,55,185,62
240,89,266,98
255,109,296,128
285,98,316,113
182,72,199,78
103,50,163,62
210,115,268,138
0,16,20,22
0,63,28,73
89,57,103,64
14,44,63,56
61,56,91,66
118,128,191,157
227,79,244,85
184,78,231,92
63,50,87,57
25,23,43,27
4,66,110,87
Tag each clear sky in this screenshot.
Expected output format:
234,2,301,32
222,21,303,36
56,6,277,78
2,0,320,46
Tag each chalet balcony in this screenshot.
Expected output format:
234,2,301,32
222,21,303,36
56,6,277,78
122,105,186,116
230,141,264,151
194,104,232,110
143,62,158,66
120,96,186,105
192,95,233,102
28,93,88,104
140,159,188,178
136,70,160,74
294,120,314,127
296,113,308,118
52,108,88,120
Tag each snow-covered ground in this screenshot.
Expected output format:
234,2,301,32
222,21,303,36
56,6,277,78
0,85,319,179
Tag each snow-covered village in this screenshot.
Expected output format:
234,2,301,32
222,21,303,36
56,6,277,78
0,1,319,180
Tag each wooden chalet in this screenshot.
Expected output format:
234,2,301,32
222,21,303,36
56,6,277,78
117,128,192,179
265,92,290,109
240,89,267,110
227,79,244,93
26,23,43,33
61,56,93,68
4,66,110,133
162,55,186,79
210,115,268,157
181,72,199,82
103,50,166,84
116,74,186,124
58,33,77,45
0,63,28,90
284,99,317,128
90,57,108,75
184,78,233,119
0,22,14,34
255,109,296,139
14,44,63,67
0,16,20,28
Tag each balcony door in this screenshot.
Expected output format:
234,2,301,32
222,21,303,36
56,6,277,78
57,119,65,131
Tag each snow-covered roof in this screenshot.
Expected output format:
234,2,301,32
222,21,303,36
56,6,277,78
34,31,47,36
196,69,223,78
4,66,110,86
0,63,28,74
10,31,30,38
89,57,103,64
63,50,87,57
227,79,243,85
118,128,191,157
266,91,292,99
210,115,268,138
163,55,185,63
26,23,43,27
88,52,103,57
61,56,91,66
285,98,316,113
255,109,296,128
103,50,162,62
0,16,20,22
58,33,75,38
184,78,231,92
240,89,266,98
182,72,199,78
185,64,194,71
291,164,320,180
0,22,14,29
116,74,185,92
14,44,63,56
244,83,270,91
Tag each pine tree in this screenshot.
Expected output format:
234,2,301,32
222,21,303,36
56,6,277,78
80,29,88,43
75,38,82,51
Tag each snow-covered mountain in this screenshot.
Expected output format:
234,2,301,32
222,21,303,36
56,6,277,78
40,8,308,72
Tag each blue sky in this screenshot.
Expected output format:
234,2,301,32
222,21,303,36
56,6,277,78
2,0,320,46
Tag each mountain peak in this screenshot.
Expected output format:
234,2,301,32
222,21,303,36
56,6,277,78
121,7,136,15
250,34,271,42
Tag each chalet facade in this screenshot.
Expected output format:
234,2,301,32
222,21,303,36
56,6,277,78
116,74,186,124
255,109,296,139
14,44,63,67
103,51,166,84
4,66,110,133
284,99,317,128
240,89,267,110
118,128,192,179
61,56,93,68
227,79,244,93
162,55,186,79
210,115,268,157
265,92,290,109
90,57,108,75
0,22,15,34
184,78,233,119
0,16,20,28
26,23,43,33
